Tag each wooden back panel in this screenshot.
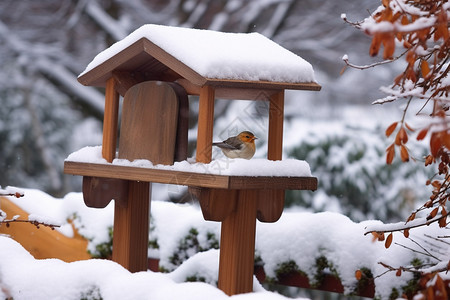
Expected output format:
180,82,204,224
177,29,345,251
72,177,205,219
119,81,180,164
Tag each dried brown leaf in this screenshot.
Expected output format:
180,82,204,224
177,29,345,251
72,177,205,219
430,132,442,157
416,128,428,141
386,122,398,137
400,145,409,162
386,143,395,164
385,233,393,248
355,269,362,281
403,229,409,238
428,207,439,220
395,127,408,145
370,34,382,57
421,60,430,78
404,123,415,132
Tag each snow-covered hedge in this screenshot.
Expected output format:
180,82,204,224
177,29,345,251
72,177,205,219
3,189,448,299
286,121,432,222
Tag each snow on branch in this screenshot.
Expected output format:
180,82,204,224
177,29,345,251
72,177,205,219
0,188,60,230
0,186,24,198
85,1,128,41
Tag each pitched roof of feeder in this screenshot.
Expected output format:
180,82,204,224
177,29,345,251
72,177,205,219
78,24,321,92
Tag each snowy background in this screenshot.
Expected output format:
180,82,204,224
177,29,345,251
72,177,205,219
0,0,441,299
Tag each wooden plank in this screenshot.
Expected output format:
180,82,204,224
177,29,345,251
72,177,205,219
196,85,215,163
168,82,189,162
205,78,321,91
118,81,178,165
218,190,258,295
268,91,284,160
176,79,280,100
102,77,120,162
229,176,317,190
112,181,150,272
64,161,318,190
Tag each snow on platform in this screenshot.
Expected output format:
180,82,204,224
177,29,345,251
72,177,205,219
65,146,312,177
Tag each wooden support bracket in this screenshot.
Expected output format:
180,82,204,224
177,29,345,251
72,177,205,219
82,176,128,208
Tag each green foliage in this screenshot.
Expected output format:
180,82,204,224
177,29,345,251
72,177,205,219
149,216,159,250
168,228,219,268
312,256,339,288
80,285,103,300
88,226,113,259
186,275,207,283
274,260,303,280
353,267,373,296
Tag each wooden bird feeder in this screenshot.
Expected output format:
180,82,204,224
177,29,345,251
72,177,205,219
64,24,321,296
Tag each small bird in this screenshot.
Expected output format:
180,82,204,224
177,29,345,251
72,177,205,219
212,131,257,159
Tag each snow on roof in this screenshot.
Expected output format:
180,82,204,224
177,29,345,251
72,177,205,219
80,24,316,84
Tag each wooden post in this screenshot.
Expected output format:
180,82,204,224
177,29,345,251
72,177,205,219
218,190,258,295
112,181,150,272
196,85,215,163
102,77,120,162
110,81,181,273
257,90,285,222
268,91,284,160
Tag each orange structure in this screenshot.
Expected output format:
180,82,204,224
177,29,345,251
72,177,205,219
64,24,320,295
0,197,90,262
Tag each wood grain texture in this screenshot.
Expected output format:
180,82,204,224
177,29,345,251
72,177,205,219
168,82,189,162
65,161,318,190
102,77,120,162
205,78,321,91
112,70,146,96
268,91,284,161
119,81,179,164
218,190,258,295
78,38,206,88
196,85,215,163
256,190,285,223
257,91,286,222
82,177,128,208
194,188,238,221
112,181,150,272
113,81,180,273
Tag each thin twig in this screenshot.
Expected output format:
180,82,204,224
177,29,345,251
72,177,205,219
0,218,60,230
424,234,450,246
342,49,408,70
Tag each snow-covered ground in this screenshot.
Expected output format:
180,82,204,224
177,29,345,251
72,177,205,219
1,188,449,299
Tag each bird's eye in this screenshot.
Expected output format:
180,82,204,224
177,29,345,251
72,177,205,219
246,135,250,138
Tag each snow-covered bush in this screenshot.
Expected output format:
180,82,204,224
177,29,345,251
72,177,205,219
5,189,450,298
287,125,432,222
